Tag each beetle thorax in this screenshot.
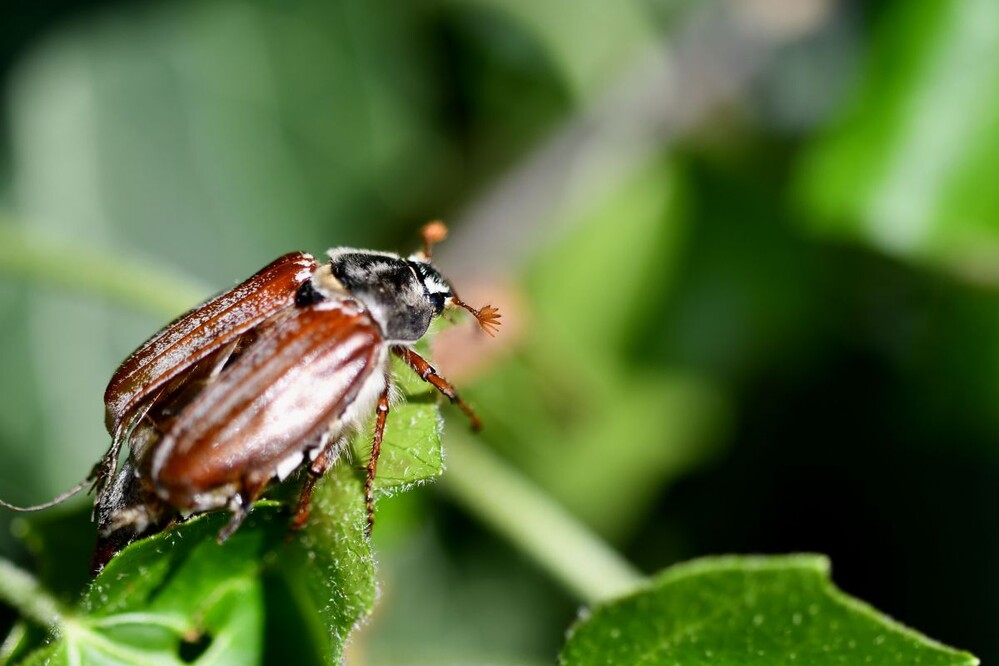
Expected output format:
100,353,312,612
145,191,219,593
326,250,435,342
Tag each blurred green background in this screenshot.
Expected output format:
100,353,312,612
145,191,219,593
1,0,997,663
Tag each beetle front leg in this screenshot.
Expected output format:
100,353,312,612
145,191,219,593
392,346,482,432
364,384,391,537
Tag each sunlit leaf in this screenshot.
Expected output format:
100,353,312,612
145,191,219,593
360,355,446,494
7,363,445,664
12,510,276,665
797,0,999,282
276,370,445,663
560,555,978,665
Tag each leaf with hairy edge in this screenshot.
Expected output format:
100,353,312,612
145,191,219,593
362,355,446,495
560,555,978,666
6,357,446,665
9,509,279,665
273,353,446,662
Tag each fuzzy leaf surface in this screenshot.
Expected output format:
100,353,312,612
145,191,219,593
8,358,445,665
560,555,978,666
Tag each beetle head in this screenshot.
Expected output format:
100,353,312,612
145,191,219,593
408,222,501,337
406,259,452,315
322,223,500,341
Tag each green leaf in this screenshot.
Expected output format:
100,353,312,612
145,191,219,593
560,555,978,666
7,357,445,665
270,372,443,665
9,510,277,665
361,355,446,495
269,472,371,665
796,0,999,280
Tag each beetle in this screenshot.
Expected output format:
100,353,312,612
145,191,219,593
2,222,499,572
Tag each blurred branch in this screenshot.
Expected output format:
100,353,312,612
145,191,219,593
0,559,65,628
0,221,208,316
442,0,825,278
443,433,643,603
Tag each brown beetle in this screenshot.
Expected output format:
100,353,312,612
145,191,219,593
3,223,499,572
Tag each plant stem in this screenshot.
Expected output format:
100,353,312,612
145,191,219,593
0,223,208,316
0,559,65,627
442,433,644,604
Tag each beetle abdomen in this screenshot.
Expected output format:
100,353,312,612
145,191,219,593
151,299,383,511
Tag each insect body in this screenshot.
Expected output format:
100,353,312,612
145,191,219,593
83,223,500,571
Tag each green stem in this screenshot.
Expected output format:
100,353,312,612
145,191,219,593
0,559,65,627
0,223,209,316
442,433,644,603
0,222,644,605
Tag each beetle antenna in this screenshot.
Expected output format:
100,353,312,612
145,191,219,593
452,296,502,337
0,478,90,512
420,221,449,260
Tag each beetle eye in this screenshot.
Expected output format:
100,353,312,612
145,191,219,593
429,293,446,314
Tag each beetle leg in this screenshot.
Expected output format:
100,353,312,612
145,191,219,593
90,435,122,504
207,337,241,381
90,419,135,515
217,477,269,544
364,384,391,537
291,435,346,530
392,346,482,432
93,386,167,513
